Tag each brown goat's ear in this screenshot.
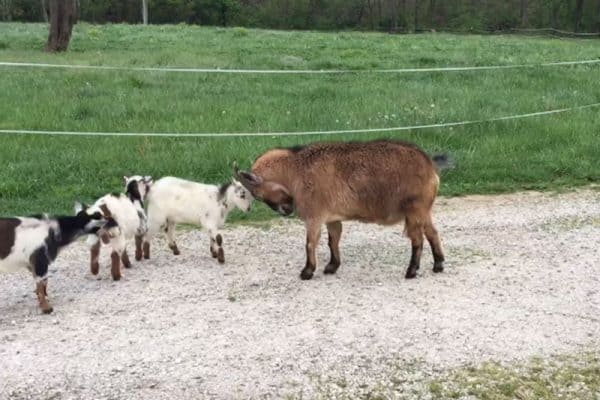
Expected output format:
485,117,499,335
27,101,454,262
236,169,263,191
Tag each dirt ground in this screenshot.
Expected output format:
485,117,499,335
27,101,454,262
1,189,599,399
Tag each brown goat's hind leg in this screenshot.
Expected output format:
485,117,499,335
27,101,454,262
405,216,424,279
324,221,342,275
301,221,321,280
425,221,445,273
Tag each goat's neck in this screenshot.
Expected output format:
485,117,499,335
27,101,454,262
218,193,235,213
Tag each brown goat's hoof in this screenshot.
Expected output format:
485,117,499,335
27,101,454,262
405,269,418,279
433,262,444,273
323,263,339,275
41,306,53,314
135,253,143,262
300,268,314,280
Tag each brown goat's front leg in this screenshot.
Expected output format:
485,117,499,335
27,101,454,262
324,221,342,275
301,221,321,280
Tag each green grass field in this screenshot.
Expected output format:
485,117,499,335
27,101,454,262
0,23,599,220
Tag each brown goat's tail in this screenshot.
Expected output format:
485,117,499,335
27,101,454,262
432,153,455,171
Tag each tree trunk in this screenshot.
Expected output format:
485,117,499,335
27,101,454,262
391,0,399,31
41,0,48,22
414,0,419,32
520,0,529,26
574,0,585,32
142,0,148,24
596,0,600,31
551,0,560,28
45,0,77,52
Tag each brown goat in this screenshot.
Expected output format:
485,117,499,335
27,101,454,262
235,139,448,280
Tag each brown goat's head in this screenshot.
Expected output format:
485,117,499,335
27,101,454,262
234,163,294,216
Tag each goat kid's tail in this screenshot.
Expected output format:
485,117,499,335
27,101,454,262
431,153,455,171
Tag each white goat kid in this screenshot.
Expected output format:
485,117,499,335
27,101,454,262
142,177,253,263
87,176,152,280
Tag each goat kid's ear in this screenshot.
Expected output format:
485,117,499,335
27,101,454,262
123,176,129,184
74,201,84,214
144,176,153,184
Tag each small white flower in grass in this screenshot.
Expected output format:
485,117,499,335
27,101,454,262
222,110,226,115
335,119,339,123
392,114,396,118
431,104,435,108
286,110,291,115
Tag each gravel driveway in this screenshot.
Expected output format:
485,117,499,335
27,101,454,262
1,189,599,399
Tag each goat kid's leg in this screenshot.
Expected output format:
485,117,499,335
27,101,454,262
121,249,132,269
111,251,121,281
143,216,162,260
166,220,180,255
301,221,321,280
135,235,144,261
90,240,101,275
405,215,424,279
424,217,445,273
35,279,53,314
324,221,342,275
30,248,53,313
208,228,225,263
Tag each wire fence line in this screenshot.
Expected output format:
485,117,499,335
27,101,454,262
0,58,599,75
1,102,598,139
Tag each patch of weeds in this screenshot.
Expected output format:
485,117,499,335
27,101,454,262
0,41,9,49
232,27,248,37
71,105,94,121
431,353,600,400
540,215,600,233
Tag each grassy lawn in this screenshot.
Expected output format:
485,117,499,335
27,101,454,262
0,23,599,219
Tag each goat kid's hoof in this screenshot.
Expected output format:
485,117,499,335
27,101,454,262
217,248,225,264
41,307,53,314
135,253,143,262
323,263,339,275
433,262,444,273
300,268,314,280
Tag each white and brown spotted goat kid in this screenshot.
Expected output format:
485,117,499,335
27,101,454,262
87,176,152,281
0,204,107,313
142,177,253,263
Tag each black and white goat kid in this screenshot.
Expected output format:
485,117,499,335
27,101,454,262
87,176,152,281
0,203,107,313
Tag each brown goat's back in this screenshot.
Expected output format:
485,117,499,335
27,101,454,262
253,139,440,224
